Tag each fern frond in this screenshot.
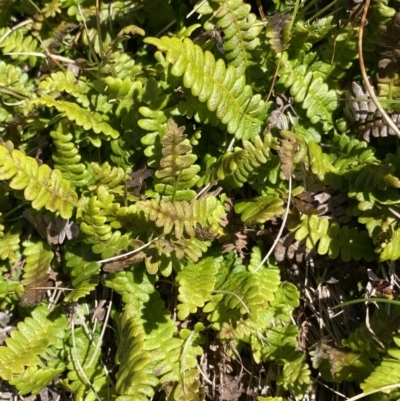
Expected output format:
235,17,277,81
361,336,400,394
136,196,219,240
38,71,90,107
0,305,68,381
172,236,211,262
115,317,154,401
144,36,268,140
63,244,100,302
198,133,275,188
32,96,119,144
155,118,200,201
290,214,376,261
66,325,114,400
9,365,65,395
210,0,263,75
234,194,284,225
176,255,223,320
91,161,128,189
0,144,78,219
278,52,338,132
78,186,131,258
50,122,94,188
21,239,53,304
0,223,21,261
0,26,40,67
139,78,170,168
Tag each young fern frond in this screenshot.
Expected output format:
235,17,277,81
38,71,90,108
50,122,94,188
136,196,219,240
78,186,131,258
155,118,200,201
278,52,338,132
139,78,170,168
0,223,21,262
144,36,268,140
0,26,40,67
199,0,264,76
115,317,153,401
361,335,400,395
176,255,223,320
0,143,78,219
234,194,284,225
290,214,376,261
0,306,68,382
32,96,119,145
91,162,127,189
21,239,53,305
198,133,275,188
63,244,101,302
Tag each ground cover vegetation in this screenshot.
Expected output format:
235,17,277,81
1,0,400,399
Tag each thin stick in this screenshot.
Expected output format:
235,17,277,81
98,236,160,264
346,384,400,401
213,290,251,315
358,0,400,138
186,0,207,19
0,19,32,44
71,320,102,401
87,294,113,367
255,176,292,272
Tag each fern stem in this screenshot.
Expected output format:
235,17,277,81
186,0,207,19
195,183,211,199
345,384,400,401
0,19,32,45
213,290,251,315
98,236,161,264
87,294,113,368
358,0,400,138
306,0,341,24
71,319,102,401
255,175,292,272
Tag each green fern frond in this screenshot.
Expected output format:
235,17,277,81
234,194,284,225
9,365,65,395
0,305,68,381
21,239,53,289
91,162,128,189
199,133,275,188
115,317,154,401
38,71,90,107
278,52,338,131
290,214,376,261
32,96,119,145
63,244,100,302
66,325,114,400
172,236,211,262
104,269,156,306
176,255,223,320
155,118,200,201
0,223,21,261
136,196,219,240
0,144,78,219
139,78,170,168
343,305,400,359
0,26,40,67
320,25,359,78
209,0,263,75
361,336,400,394
50,122,94,188
144,36,268,140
